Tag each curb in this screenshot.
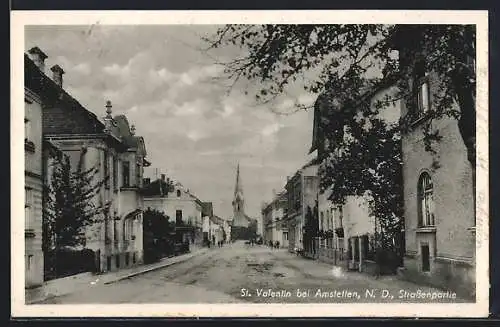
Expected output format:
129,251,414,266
104,249,208,285
27,249,209,303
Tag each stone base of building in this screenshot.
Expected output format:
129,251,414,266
397,255,475,301
100,250,144,273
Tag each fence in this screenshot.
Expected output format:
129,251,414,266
44,248,97,281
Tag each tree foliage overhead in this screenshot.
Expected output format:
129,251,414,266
205,24,475,152
205,24,476,250
43,147,110,250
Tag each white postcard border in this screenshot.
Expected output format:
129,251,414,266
11,10,489,318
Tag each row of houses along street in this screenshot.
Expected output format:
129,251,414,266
261,26,476,301
21,23,479,306
24,46,232,297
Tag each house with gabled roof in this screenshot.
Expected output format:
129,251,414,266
27,46,151,275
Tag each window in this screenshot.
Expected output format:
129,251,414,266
25,187,32,231
122,161,130,187
418,172,435,227
320,212,324,230
177,189,181,197
136,163,141,187
421,243,430,272
124,219,133,241
338,205,344,228
284,232,288,241
27,255,33,271
413,59,430,116
104,151,110,188
417,79,430,114
176,210,183,225
112,157,118,189
24,118,31,141
113,219,118,241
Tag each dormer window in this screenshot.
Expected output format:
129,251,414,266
177,189,181,197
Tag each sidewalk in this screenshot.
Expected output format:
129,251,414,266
26,247,209,304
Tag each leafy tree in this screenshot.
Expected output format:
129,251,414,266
141,178,175,197
143,208,175,239
143,208,175,261
205,24,475,250
303,202,319,253
43,147,110,251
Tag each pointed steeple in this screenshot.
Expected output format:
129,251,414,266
234,162,243,197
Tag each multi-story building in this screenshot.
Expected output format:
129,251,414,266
143,176,203,245
28,46,150,274
309,81,402,272
285,163,319,253
201,201,214,246
392,26,476,298
24,48,46,288
209,215,225,246
262,190,288,248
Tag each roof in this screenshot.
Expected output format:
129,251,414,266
25,54,107,136
112,114,147,156
141,178,173,197
309,76,398,154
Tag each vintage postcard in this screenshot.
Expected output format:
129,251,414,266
11,10,489,318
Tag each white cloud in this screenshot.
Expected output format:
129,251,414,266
261,122,283,136
103,63,129,77
73,62,91,75
26,26,313,220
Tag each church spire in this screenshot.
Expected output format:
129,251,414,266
234,162,243,197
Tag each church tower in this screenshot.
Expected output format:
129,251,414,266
232,163,248,228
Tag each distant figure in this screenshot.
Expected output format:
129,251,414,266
275,241,280,249
269,240,273,248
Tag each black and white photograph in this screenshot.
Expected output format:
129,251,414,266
12,10,489,317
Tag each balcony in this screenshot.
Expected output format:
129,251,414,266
416,226,436,233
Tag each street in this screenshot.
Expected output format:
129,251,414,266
38,241,471,304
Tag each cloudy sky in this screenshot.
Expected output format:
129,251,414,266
25,25,316,221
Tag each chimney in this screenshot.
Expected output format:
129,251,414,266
103,100,114,133
28,46,48,72
50,64,65,87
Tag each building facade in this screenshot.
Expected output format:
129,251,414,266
28,46,150,274
393,28,476,297
309,81,402,272
285,163,319,253
262,190,288,248
143,177,203,245
24,48,46,288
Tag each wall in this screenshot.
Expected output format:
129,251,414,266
344,195,375,238
400,65,475,296
25,89,44,288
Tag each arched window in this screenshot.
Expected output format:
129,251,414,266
418,172,435,227
176,189,181,197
